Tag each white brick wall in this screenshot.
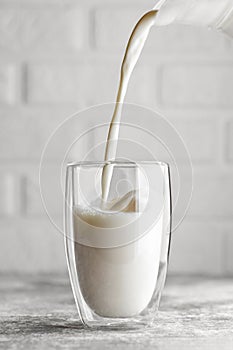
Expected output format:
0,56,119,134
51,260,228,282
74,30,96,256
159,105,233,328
0,220,66,272
0,0,233,275
0,65,16,104
0,111,66,159
169,221,225,275
226,121,233,161
164,119,218,163
188,170,233,218
161,64,233,108
0,7,85,52
0,172,21,216
95,11,227,53
94,8,145,51
27,62,118,106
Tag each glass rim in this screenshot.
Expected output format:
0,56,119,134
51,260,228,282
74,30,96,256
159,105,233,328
66,160,169,168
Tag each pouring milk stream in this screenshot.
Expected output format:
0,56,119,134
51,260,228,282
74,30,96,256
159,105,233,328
102,0,233,204
72,0,233,318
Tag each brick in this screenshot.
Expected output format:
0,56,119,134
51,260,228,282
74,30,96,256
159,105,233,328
167,167,233,227
185,170,233,219
169,221,224,275
0,172,21,216
148,25,227,53
172,119,217,162
0,162,66,220
226,121,233,162
0,220,66,272
0,9,19,52
0,110,93,160
24,165,64,218
161,64,233,108
0,112,57,160
0,7,84,52
225,230,233,275
0,65,16,104
27,62,154,106
27,63,116,105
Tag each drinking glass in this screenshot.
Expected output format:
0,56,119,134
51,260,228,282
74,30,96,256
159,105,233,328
64,160,171,329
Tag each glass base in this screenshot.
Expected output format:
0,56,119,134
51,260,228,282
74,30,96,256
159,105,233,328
80,314,157,331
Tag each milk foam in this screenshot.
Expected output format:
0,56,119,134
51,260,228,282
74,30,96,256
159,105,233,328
73,205,163,317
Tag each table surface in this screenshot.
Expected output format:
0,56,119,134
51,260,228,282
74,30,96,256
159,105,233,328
1,274,233,349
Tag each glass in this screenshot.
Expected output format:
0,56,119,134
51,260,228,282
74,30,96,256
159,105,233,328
64,161,172,329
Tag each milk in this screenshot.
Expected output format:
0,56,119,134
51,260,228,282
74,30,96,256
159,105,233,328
101,10,157,202
72,9,165,318
73,205,163,317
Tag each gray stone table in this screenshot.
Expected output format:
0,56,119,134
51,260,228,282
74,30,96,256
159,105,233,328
1,274,233,349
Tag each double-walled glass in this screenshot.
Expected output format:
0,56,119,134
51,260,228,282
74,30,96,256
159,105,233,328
64,161,171,329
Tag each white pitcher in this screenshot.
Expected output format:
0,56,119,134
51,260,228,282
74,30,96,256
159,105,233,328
154,0,233,37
